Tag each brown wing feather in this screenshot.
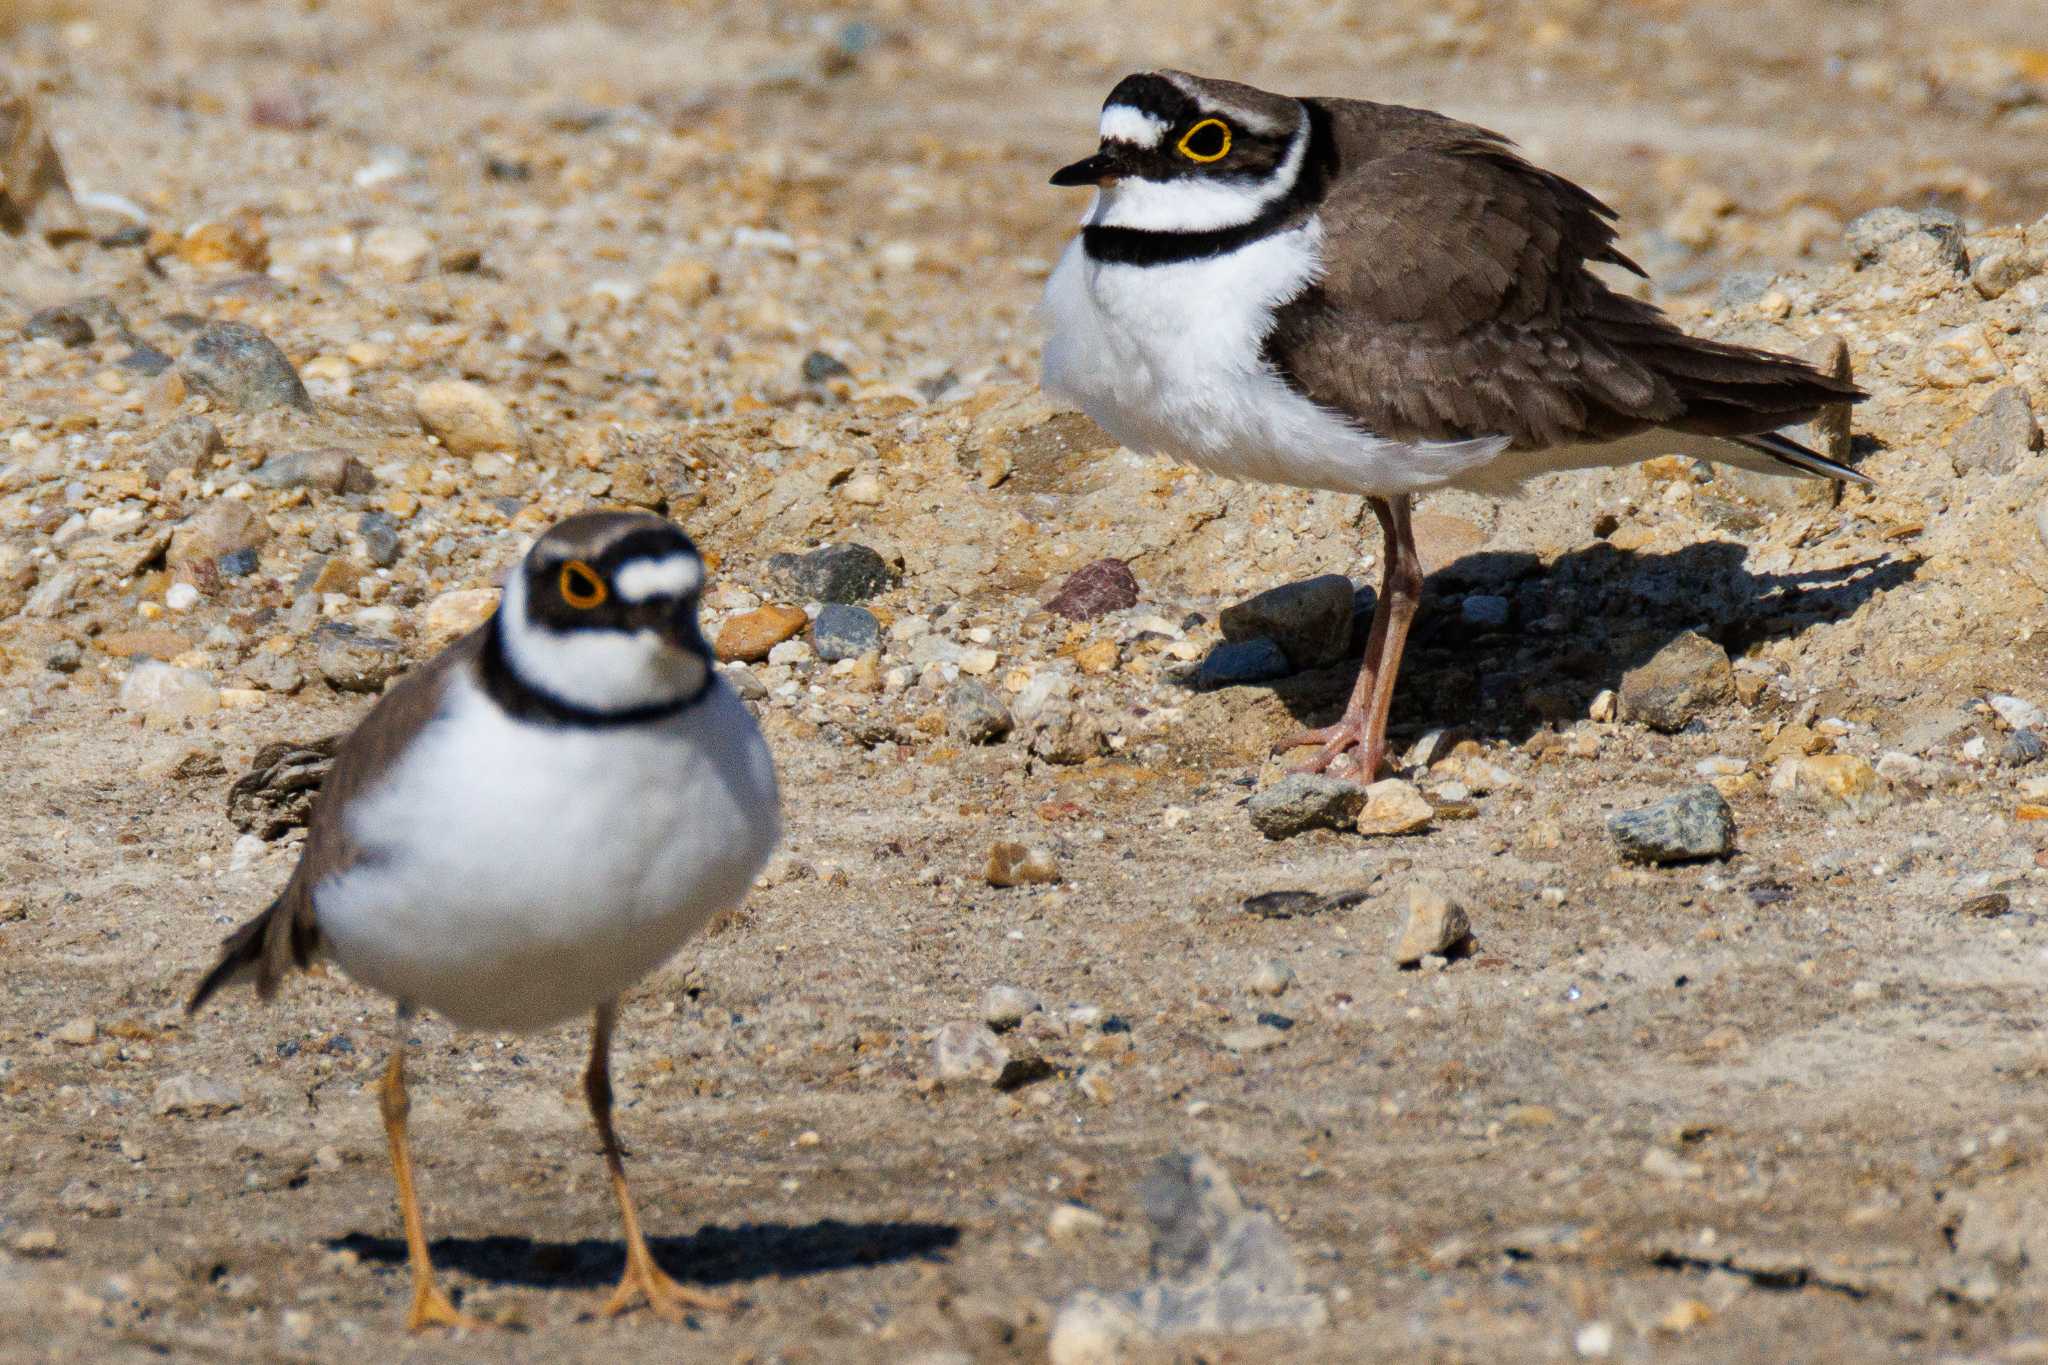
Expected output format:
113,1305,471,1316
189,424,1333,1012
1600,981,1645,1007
1266,99,1862,450
187,631,484,1013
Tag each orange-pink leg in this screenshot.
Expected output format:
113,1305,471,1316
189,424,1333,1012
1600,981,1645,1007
1273,493,1423,781
584,1001,740,1322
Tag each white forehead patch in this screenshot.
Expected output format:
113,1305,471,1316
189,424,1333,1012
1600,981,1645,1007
1099,104,1169,148
614,554,702,603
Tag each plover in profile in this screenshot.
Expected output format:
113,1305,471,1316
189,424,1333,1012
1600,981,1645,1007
189,510,781,1330
1043,70,1867,778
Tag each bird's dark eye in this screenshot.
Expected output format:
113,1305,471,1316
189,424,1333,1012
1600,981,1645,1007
559,560,608,609
1177,118,1231,163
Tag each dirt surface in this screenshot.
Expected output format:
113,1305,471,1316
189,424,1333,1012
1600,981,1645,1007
5,1,2048,1361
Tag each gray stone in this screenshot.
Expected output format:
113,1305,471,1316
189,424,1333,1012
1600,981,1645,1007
218,547,259,577
251,447,374,493
1247,773,1366,839
315,624,404,692
946,680,1013,744
811,603,880,661
768,543,898,604
1028,704,1107,764
1048,1152,1326,1363
179,321,312,412
1460,594,1511,628
1713,270,1775,309
1195,638,1290,689
1845,206,1967,275
23,301,93,347
143,415,224,485
358,512,401,567
1220,574,1353,669
1607,784,1736,864
1617,631,1735,731
930,1020,1008,1084
1948,387,2041,477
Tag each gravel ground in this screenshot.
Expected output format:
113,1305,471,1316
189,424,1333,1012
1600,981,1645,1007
5,1,2048,1361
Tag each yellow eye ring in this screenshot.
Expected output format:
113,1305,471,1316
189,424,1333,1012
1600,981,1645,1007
559,560,607,609
1177,118,1231,163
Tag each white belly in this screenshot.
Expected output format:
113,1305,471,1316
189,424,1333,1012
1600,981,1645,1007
315,678,780,1031
1040,222,1508,498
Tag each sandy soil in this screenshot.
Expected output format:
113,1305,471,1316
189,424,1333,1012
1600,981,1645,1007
5,1,2048,1361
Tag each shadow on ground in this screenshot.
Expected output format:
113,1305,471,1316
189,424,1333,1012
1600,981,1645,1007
330,1218,960,1291
1199,537,1923,746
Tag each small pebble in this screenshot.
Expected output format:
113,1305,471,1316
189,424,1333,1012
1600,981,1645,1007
1220,574,1353,669
947,680,1014,744
715,605,809,663
1246,960,1295,997
930,1020,1009,1083
1357,778,1433,836
981,985,1042,1031
1607,785,1736,864
1247,773,1364,839
414,379,526,456
315,625,405,692
179,321,311,412
768,543,898,604
1048,1204,1108,1242
1043,558,1139,620
53,1015,98,1046
120,661,220,725
1394,881,1471,966
152,1074,244,1117
986,842,1060,887
811,603,881,661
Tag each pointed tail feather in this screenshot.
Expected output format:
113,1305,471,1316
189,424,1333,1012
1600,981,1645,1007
187,891,315,1014
1730,430,1873,485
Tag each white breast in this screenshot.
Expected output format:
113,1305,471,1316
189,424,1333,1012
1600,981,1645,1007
1040,220,1508,498
314,676,780,1031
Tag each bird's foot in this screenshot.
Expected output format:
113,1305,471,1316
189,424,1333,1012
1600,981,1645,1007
406,1280,489,1333
1272,717,1383,782
602,1244,739,1323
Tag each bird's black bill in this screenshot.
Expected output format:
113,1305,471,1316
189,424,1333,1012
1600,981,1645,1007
1051,150,1122,187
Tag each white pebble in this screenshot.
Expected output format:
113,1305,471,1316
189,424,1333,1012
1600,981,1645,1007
164,582,199,611
1246,959,1295,997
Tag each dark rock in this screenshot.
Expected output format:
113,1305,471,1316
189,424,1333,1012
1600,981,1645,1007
1195,638,1290,689
801,350,851,383
358,512,401,567
946,680,1013,744
118,343,174,376
23,302,93,347
1617,631,1734,731
142,415,224,485
1044,558,1139,620
1845,206,1967,275
217,547,260,577
44,639,82,673
811,603,880,661
226,735,342,839
1247,774,1365,839
1959,893,2011,918
179,321,311,412
767,543,898,604
1948,387,2042,477
1241,890,1325,919
2001,729,2046,767
315,624,404,692
251,447,374,494
1220,574,1353,669
1607,785,1736,864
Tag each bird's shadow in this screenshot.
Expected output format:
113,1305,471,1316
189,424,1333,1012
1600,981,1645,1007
1213,536,1922,744
329,1218,959,1291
